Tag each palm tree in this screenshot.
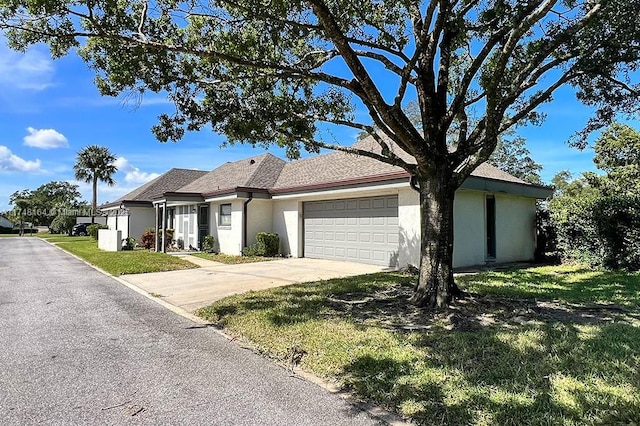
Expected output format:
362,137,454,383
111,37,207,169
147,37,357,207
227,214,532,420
73,145,117,224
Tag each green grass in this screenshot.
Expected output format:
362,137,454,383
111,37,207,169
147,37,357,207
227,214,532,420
192,252,279,264
196,266,640,425
45,236,198,275
458,263,640,306
38,234,93,243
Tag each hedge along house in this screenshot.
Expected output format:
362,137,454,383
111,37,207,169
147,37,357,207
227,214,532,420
154,136,553,268
99,168,207,242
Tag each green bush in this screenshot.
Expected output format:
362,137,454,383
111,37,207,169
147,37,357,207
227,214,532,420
122,237,136,251
592,195,640,270
256,232,280,257
550,194,640,270
50,215,76,236
202,235,216,253
87,224,108,240
242,232,280,257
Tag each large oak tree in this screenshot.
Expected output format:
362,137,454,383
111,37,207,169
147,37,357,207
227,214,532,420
2,0,639,307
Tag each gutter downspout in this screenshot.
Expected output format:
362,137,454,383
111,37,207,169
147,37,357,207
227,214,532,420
410,175,420,192
243,193,253,249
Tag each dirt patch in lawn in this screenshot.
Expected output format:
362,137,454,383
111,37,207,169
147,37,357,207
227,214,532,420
325,276,639,332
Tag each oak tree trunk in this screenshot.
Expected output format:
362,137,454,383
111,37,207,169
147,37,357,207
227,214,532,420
410,173,461,308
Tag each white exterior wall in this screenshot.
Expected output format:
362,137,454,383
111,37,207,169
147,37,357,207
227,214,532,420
128,207,154,242
495,194,536,263
246,199,273,247
371,187,538,269
210,200,244,255
105,210,129,239
398,188,420,268
272,199,303,257
453,190,487,267
106,215,117,231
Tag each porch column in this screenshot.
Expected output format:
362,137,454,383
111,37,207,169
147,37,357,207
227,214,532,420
161,202,168,253
154,204,160,252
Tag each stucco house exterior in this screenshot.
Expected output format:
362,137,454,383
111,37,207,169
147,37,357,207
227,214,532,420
148,136,552,269
99,168,207,241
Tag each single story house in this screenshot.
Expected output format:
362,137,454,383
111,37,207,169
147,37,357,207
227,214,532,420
148,136,552,269
0,215,14,229
99,168,208,241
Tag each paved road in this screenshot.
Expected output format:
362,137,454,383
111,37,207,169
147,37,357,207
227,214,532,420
0,238,381,425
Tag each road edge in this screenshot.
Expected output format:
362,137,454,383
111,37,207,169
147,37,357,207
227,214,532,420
40,238,412,426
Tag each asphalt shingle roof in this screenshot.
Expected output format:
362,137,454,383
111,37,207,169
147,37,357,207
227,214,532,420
100,168,208,208
176,153,286,195
108,136,535,203
273,135,528,190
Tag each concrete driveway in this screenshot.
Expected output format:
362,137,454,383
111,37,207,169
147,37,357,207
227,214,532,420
120,257,388,312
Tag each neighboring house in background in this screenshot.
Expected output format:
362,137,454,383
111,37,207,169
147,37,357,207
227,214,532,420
146,136,552,268
75,216,107,226
0,215,14,229
99,168,208,242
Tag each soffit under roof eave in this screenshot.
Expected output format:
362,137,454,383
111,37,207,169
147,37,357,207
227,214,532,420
461,176,554,199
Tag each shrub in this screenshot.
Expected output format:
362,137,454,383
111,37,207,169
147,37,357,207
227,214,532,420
242,233,280,257
122,237,136,251
87,224,108,240
550,194,640,270
50,214,76,236
242,244,260,257
158,228,174,249
202,235,216,253
592,195,640,270
256,232,280,257
140,230,155,250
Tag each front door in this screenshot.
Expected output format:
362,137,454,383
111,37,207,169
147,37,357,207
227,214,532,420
198,205,209,250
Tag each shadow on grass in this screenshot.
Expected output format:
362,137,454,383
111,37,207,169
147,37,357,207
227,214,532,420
458,266,640,306
341,322,640,424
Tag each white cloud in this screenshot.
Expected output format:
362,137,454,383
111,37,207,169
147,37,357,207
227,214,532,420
114,156,160,184
0,45,54,91
23,127,69,149
0,145,42,173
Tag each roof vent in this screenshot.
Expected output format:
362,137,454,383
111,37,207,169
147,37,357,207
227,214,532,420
249,159,256,165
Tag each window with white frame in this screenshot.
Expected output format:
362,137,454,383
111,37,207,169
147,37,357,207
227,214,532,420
219,203,232,226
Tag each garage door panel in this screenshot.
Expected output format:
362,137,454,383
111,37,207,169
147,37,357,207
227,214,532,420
304,196,399,267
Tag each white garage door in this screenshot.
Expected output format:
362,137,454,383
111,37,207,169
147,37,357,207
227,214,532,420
303,195,399,266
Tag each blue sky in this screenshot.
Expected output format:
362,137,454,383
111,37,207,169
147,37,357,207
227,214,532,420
0,40,602,213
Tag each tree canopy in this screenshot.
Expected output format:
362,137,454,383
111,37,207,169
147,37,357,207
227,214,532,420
2,0,640,307
9,181,83,226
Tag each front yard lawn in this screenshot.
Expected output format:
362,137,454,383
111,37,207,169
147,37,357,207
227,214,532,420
196,264,640,425
192,252,279,264
46,236,198,275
